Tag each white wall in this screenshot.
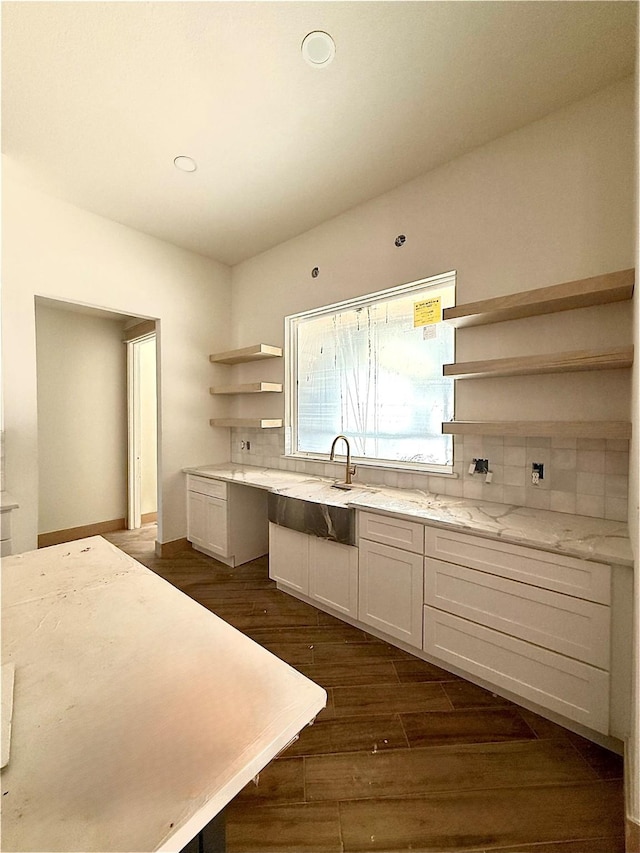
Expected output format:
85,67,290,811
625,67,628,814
2,160,232,552
627,33,640,831
231,78,635,428
35,303,128,533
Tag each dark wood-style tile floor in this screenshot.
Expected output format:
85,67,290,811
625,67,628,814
104,525,626,853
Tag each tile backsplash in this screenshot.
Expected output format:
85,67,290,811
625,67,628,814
230,428,629,522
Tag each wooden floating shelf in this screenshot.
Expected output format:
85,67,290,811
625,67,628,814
209,382,283,395
209,418,283,429
443,268,635,328
442,421,632,440
209,344,282,364
443,346,634,380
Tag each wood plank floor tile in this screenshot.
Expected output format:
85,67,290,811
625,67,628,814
224,611,319,630
442,680,516,709
254,641,315,665
226,801,342,853
332,682,451,717
251,590,323,614
107,526,626,852
297,659,400,688
200,601,257,618
182,584,259,599
245,624,370,646
305,739,596,802
312,641,415,664
314,688,336,721
338,780,624,852
491,838,626,853
565,736,624,779
517,708,576,739
234,758,304,805
393,658,462,683
284,715,409,757
400,708,537,747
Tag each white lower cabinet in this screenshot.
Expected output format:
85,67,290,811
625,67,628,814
269,523,359,617
358,509,625,740
358,538,423,648
422,527,616,735
186,475,268,567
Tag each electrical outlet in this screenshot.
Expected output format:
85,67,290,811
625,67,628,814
531,462,544,485
472,458,489,475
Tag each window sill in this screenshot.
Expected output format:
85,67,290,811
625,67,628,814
281,453,458,478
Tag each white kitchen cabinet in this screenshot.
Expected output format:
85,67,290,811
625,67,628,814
186,475,268,567
358,538,423,648
269,523,359,617
268,523,309,594
422,524,617,735
309,536,358,617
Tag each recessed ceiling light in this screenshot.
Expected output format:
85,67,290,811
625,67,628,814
301,31,335,67
173,155,197,173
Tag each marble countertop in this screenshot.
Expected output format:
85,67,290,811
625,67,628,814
184,464,633,567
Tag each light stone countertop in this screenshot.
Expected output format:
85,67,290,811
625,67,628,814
184,464,633,567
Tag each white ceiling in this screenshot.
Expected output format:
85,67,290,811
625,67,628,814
2,1,637,267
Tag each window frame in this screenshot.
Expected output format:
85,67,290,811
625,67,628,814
284,271,456,474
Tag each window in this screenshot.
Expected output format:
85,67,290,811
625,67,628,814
285,271,456,472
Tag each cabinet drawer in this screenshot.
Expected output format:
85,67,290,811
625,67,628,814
423,606,610,734
358,511,424,554
425,559,610,668
186,475,228,500
424,526,610,604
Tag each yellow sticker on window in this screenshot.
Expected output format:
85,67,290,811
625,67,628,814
414,296,441,327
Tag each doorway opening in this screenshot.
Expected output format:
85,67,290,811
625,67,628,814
35,297,160,547
125,323,157,530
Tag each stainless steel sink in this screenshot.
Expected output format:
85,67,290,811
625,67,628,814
267,492,355,545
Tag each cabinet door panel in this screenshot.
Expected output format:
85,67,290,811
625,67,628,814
204,497,229,556
358,539,423,648
269,523,309,594
425,558,610,668
187,491,207,547
309,538,358,617
423,606,610,734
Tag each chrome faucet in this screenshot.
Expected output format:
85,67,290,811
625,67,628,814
329,434,356,485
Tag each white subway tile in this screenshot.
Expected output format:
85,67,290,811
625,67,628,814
576,494,605,518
